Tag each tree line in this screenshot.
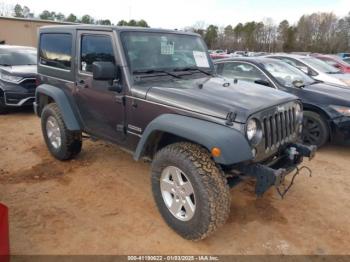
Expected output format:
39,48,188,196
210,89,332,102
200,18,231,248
1,2,349,53
0,2,149,27
187,12,350,53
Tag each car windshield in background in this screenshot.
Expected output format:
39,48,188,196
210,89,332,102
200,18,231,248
301,57,340,74
262,61,315,87
121,32,211,73
0,49,37,66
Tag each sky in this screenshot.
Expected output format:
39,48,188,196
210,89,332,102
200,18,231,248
1,0,350,29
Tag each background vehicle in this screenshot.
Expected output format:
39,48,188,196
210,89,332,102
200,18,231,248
0,45,37,114
312,54,350,73
338,53,350,60
35,25,315,240
267,54,350,87
215,57,350,147
343,58,350,65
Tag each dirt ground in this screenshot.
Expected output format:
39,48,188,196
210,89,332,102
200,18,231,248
1,109,350,255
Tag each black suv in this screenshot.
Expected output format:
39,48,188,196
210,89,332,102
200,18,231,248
34,25,316,240
0,45,37,114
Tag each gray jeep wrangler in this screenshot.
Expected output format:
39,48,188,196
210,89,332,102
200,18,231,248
34,25,316,240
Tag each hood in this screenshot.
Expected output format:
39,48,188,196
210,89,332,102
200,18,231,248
138,77,297,123
318,72,350,87
302,82,350,107
0,65,37,77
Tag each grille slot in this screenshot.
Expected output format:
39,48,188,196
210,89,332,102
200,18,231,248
263,105,297,151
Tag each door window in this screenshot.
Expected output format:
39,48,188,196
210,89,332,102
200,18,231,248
80,35,115,73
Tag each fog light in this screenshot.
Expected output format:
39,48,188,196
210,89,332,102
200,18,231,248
211,147,221,158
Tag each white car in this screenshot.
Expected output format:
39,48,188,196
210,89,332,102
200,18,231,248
267,54,350,87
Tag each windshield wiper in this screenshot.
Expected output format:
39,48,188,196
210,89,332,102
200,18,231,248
133,69,181,79
173,67,213,76
0,64,12,67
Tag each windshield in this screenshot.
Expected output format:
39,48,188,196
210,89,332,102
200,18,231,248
301,57,340,74
0,49,37,66
262,60,315,87
121,32,212,73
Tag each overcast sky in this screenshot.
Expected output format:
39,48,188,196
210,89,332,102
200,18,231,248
2,0,350,28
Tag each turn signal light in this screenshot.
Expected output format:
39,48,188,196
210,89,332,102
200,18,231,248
211,147,221,158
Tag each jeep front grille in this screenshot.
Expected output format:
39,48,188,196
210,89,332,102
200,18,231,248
263,106,296,151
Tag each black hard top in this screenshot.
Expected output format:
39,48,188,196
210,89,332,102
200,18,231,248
39,24,199,36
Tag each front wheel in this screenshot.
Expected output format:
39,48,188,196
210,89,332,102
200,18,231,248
41,103,82,160
151,142,231,240
302,111,329,148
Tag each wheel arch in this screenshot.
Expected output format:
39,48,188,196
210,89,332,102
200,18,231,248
35,84,81,131
134,114,253,165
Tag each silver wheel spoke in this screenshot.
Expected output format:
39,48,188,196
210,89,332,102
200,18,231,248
161,179,175,193
182,182,194,196
172,168,183,186
169,199,183,214
183,196,195,217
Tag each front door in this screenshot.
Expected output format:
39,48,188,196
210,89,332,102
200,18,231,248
75,30,125,142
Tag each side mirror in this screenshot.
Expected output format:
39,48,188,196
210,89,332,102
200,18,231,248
92,62,119,81
254,79,271,87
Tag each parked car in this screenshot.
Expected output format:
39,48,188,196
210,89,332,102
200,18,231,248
344,58,350,65
311,54,350,73
338,53,350,60
209,50,230,60
267,54,350,87
34,25,315,240
215,57,350,147
0,45,37,114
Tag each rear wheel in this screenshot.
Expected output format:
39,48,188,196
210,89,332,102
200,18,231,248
151,142,231,240
41,103,82,160
302,111,329,148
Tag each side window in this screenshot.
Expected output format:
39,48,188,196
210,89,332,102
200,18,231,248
39,33,72,70
221,62,269,83
280,57,310,74
80,35,115,73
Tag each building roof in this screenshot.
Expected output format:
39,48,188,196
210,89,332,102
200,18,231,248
0,15,76,25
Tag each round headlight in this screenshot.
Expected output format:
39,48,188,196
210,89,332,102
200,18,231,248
247,119,258,141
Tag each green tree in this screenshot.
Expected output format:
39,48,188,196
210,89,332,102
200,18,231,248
66,13,78,23
204,25,219,49
128,19,137,26
97,19,112,25
117,20,128,26
14,4,24,17
39,10,53,20
55,12,65,21
81,14,94,24
137,19,149,27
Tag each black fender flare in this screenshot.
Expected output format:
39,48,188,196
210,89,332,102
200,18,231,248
133,114,253,165
35,84,81,131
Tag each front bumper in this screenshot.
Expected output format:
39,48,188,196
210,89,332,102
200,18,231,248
235,143,316,196
330,116,350,144
3,91,35,107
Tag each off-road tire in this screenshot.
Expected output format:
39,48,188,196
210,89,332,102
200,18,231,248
41,103,82,160
0,90,8,114
302,111,329,148
151,142,231,240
